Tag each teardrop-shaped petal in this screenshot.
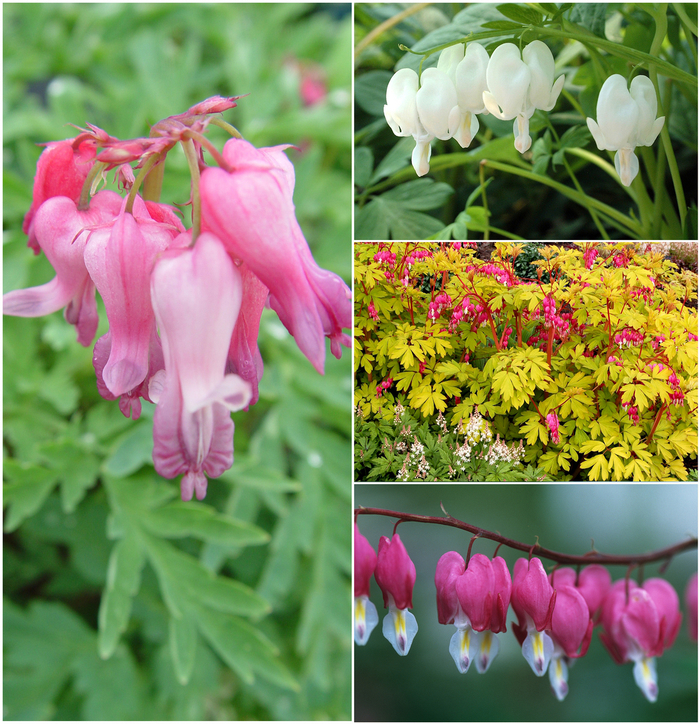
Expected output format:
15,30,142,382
382,606,418,656
455,42,490,113
475,629,500,673
614,148,640,187
549,655,569,701
595,74,640,150
355,595,379,646
412,136,433,176
522,629,554,676
522,40,563,111
437,43,465,84
629,75,659,145
416,68,460,140
385,68,422,137
633,656,658,702
449,625,478,673
485,43,531,120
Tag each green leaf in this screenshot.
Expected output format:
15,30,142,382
373,196,445,239
568,3,608,38
3,459,59,532
381,179,454,210
102,421,154,478
354,146,374,189
38,438,100,513
354,70,392,117
141,501,270,547
497,3,542,25
98,534,145,659
195,605,298,691
355,199,389,240
169,613,197,685
482,20,526,30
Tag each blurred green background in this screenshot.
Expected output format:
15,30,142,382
4,3,352,720
355,484,698,722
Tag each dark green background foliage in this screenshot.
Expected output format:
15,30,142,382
354,3,698,240
4,3,352,720
355,484,698,722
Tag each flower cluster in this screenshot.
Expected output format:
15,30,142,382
384,40,564,175
615,328,645,347
4,97,351,501
428,292,453,320
375,377,394,398
354,528,693,704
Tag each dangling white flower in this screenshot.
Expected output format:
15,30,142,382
384,67,434,176
482,40,564,153
586,74,665,187
453,43,491,148
416,67,461,141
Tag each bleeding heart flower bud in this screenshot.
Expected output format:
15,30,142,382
375,533,418,655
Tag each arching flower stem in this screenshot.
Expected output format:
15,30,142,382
354,506,697,567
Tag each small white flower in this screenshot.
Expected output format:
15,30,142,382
586,74,665,187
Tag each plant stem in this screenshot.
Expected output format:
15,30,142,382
125,155,160,214
78,161,109,210
482,159,643,237
478,161,490,241
354,3,431,63
180,139,201,242
354,506,698,567
209,116,244,139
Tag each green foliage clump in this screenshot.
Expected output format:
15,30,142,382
355,403,554,482
355,242,698,481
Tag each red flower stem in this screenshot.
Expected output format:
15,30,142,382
354,506,697,567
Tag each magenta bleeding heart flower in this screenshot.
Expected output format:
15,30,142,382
599,578,682,702
354,524,379,646
435,552,511,674
550,564,611,619
511,557,557,677
199,137,351,374
375,533,418,655
4,96,350,501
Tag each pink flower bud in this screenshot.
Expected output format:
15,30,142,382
375,533,416,610
512,557,556,634
435,551,465,625
550,585,593,658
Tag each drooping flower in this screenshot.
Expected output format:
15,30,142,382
3,190,123,346
354,523,379,646
149,231,252,501
548,585,593,701
482,40,564,153
546,412,560,445
83,195,185,399
599,578,682,702
384,67,434,176
511,557,557,676
199,138,351,374
375,533,418,655
435,552,511,674
586,74,665,187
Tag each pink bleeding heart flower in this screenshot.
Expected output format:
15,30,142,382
548,585,593,701
84,195,185,400
4,190,123,346
354,524,379,646
550,564,611,619
686,573,698,642
199,137,351,374
435,553,511,674
599,578,682,702
375,533,418,655
149,231,252,501
511,557,557,677
23,137,97,252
